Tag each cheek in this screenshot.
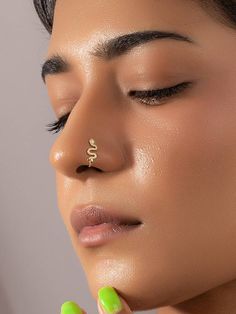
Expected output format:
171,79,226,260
136,96,236,300
135,92,236,220
161,95,236,210
153,95,235,226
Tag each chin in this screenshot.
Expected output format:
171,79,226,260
82,257,175,311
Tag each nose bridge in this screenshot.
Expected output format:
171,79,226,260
86,59,122,106
82,63,119,114
48,67,127,178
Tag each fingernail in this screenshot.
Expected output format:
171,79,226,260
61,301,83,314
98,286,123,314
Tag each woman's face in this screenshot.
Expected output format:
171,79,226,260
46,0,236,311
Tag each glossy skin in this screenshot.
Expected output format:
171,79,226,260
45,0,236,313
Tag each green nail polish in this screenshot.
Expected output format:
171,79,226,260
61,301,83,314
98,286,123,314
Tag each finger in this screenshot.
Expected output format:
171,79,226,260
97,286,132,314
60,300,87,314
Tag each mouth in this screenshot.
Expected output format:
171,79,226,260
70,204,143,247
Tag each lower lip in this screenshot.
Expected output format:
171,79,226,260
78,222,141,247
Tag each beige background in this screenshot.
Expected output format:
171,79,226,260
0,1,156,313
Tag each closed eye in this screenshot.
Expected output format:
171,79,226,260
45,111,70,134
128,81,192,105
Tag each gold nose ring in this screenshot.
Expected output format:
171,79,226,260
86,138,98,167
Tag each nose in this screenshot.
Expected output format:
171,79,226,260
48,83,127,179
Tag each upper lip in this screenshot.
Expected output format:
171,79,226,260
70,204,142,233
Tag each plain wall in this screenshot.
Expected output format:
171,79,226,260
0,1,157,313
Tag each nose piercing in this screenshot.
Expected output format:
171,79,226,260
86,138,98,167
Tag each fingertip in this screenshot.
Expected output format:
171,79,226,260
61,300,85,314
97,289,131,314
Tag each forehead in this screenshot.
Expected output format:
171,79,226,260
47,0,210,55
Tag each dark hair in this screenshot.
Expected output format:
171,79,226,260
33,0,236,34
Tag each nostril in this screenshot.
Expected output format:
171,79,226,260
77,165,102,174
96,168,103,172
77,165,88,174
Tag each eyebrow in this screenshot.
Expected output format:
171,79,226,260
41,29,196,83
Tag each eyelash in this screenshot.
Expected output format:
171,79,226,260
46,81,192,134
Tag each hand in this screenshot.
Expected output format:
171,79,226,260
61,286,132,314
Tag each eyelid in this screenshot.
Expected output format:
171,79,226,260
128,81,192,103
46,111,70,134
129,81,192,94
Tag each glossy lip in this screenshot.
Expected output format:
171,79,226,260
70,204,142,234
77,222,141,247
